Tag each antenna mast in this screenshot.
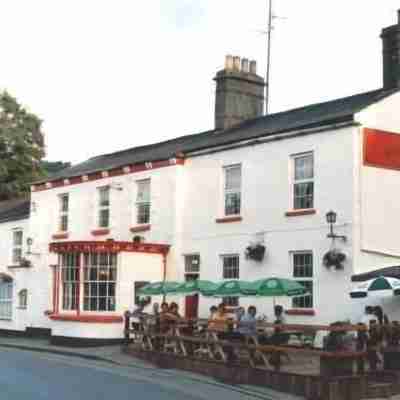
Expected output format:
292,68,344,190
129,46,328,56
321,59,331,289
265,0,273,114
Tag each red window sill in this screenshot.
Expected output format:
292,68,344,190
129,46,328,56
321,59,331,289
215,216,242,224
285,209,316,217
49,314,123,323
130,224,151,233
285,309,315,316
52,232,69,240
91,228,110,236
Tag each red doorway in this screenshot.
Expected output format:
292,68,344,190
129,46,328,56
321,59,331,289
185,274,199,319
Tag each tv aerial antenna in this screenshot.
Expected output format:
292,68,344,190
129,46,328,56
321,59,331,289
261,0,287,114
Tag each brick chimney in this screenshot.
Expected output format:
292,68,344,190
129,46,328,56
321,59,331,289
214,55,265,131
381,10,400,89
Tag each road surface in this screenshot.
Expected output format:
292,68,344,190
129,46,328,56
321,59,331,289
0,347,272,400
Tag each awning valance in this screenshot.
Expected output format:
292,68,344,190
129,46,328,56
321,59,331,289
351,266,400,282
49,241,169,255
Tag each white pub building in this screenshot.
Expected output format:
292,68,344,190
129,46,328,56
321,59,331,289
1,13,400,345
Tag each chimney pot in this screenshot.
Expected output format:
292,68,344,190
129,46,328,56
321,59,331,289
241,58,249,73
214,56,265,130
250,60,257,74
233,56,241,71
225,55,233,70
381,10,400,89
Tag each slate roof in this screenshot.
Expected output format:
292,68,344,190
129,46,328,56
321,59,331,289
37,87,398,183
0,197,30,224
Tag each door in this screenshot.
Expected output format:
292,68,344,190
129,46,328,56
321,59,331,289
184,273,199,319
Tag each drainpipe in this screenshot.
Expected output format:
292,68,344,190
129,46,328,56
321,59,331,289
162,253,167,302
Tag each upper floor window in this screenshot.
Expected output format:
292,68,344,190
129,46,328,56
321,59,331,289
292,252,313,309
59,193,69,232
12,230,23,265
293,153,314,210
98,186,110,228
224,165,241,216
136,179,151,225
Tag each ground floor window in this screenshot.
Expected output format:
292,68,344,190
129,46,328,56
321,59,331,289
222,297,239,307
0,281,13,319
18,289,27,309
61,253,80,310
83,252,117,312
59,252,117,312
292,251,313,308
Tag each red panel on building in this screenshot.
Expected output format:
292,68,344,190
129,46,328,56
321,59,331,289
364,128,400,170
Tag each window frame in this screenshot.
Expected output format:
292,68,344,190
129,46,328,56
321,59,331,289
61,253,80,311
223,164,242,217
18,289,27,309
135,179,151,225
222,254,240,280
291,251,314,309
0,281,13,320
58,252,118,314
97,186,110,228
184,254,200,274
58,193,69,232
291,152,314,211
12,229,23,265
221,254,240,306
83,252,117,312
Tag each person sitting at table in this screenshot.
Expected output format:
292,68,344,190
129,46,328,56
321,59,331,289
211,303,229,333
159,302,171,333
238,306,257,336
131,300,148,332
274,305,286,325
207,305,218,330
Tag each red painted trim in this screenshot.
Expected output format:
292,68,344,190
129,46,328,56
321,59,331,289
49,314,123,323
363,128,400,171
52,267,56,313
55,257,60,313
52,233,69,240
130,224,151,233
285,209,316,217
285,309,316,316
76,254,81,316
49,241,170,255
215,216,243,223
32,158,185,192
91,228,110,236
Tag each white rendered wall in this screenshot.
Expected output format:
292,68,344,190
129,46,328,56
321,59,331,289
354,93,400,268
179,125,358,324
0,218,33,332
346,93,400,319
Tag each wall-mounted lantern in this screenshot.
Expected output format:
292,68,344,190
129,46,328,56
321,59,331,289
326,210,347,242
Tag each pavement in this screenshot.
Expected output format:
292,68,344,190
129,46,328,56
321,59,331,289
0,336,304,400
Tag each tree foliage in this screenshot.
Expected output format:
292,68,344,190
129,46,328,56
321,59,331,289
0,91,45,200
41,160,71,176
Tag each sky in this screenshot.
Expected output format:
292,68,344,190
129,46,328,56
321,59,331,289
0,0,399,164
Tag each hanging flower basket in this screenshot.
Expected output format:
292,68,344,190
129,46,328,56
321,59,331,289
323,250,346,270
245,244,266,262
